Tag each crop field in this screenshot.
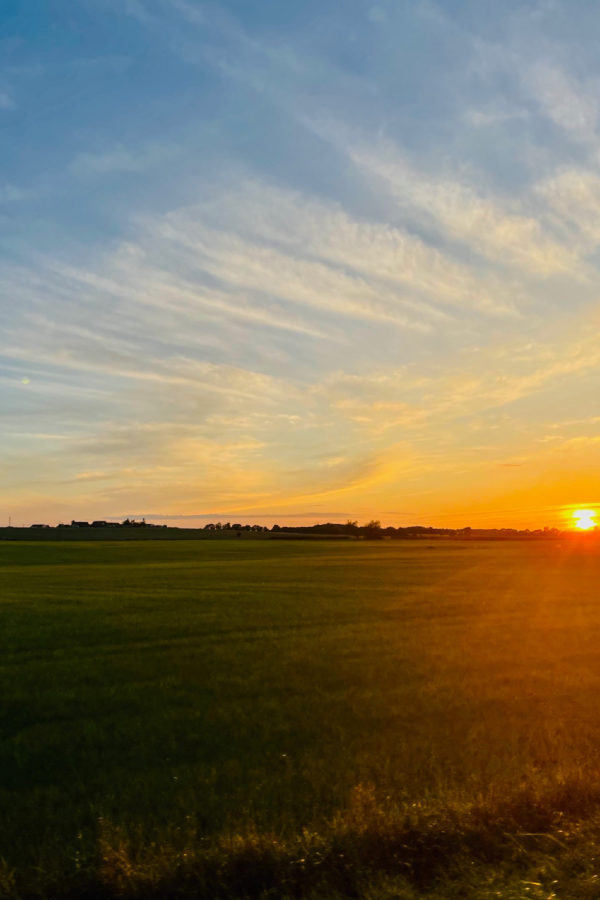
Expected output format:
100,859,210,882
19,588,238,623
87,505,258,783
3,538,600,898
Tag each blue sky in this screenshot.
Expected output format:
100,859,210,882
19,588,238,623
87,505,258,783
2,0,600,527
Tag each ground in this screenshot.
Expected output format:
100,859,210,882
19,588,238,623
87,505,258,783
2,537,600,897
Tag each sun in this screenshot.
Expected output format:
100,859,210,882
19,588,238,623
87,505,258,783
572,509,598,530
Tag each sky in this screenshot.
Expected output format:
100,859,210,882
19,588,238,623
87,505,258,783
2,0,600,529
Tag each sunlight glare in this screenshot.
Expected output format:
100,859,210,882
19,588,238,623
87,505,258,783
572,509,597,530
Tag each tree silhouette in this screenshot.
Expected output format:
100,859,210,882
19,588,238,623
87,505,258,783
363,520,383,540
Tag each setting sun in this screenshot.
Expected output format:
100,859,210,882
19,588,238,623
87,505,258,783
572,509,598,531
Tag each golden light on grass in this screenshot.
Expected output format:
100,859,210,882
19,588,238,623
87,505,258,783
572,508,597,530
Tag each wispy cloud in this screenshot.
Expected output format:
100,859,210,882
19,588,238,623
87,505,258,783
203,181,520,319
70,142,177,176
536,167,600,251
0,183,32,202
527,62,599,145
97,0,158,25
344,139,580,277
0,90,15,110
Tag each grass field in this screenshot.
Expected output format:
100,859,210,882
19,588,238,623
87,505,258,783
3,538,600,898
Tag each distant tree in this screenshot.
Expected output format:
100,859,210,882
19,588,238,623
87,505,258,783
271,524,281,532
363,520,383,540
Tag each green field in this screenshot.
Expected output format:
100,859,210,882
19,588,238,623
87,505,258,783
3,538,600,898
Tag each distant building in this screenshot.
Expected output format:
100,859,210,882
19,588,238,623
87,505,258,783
30,524,49,528
91,520,108,527
71,520,90,528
